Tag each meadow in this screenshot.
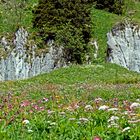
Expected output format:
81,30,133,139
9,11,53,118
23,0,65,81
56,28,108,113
0,63,140,139
0,0,140,139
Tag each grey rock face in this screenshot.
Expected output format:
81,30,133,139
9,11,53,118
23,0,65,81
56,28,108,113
107,22,140,72
0,28,66,81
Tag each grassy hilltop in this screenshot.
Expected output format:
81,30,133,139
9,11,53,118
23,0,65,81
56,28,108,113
0,0,140,139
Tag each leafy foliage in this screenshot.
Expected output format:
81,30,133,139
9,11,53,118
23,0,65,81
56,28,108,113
95,0,125,15
32,0,95,63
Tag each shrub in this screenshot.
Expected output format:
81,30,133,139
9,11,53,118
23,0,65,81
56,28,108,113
95,0,125,15
32,0,95,64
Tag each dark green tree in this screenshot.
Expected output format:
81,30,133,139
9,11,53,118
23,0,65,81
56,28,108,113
95,0,125,15
32,0,95,63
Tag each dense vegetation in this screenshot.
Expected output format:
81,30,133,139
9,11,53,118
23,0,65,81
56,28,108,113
32,0,126,63
0,64,140,139
95,0,125,15
32,0,96,63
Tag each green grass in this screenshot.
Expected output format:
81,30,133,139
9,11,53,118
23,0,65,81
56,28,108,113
91,8,122,62
0,1,140,139
0,0,38,35
0,64,140,139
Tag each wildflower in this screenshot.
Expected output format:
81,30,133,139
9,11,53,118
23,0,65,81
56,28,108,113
92,136,102,140
69,118,76,121
130,102,140,109
50,122,56,126
22,119,30,125
108,116,119,122
79,118,89,122
47,110,55,114
28,129,33,133
20,100,30,107
113,98,118,107
136,99,140,102
122,127,130,132
108,108,118,111
128,119,140,123
33,105,39,110
85,105,93,111
108,122,119,128
43,98,49,102
39,106,45,111
95,98,103,102
98,105,109,110
59,112,66,115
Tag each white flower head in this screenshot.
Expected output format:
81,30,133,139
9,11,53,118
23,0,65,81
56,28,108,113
69,118,76,121
59,112,66,115
122,127,130,132
28,129,33,133
130,102,140,109
108,108,118,111
22,119,30,125
79,118,89,122
85,105,93,111
98,105,109,110
95,98,103,102
108,116,119,122
50,122,56,126
108,123,119,128
136,99,140,102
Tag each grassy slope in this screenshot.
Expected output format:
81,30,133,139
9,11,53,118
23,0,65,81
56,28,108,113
0,64,140,139
1,63,140,100
0,1,140,139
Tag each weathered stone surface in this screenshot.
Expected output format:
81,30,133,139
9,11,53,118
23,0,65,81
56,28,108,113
0,28,66,81
107,21,140,72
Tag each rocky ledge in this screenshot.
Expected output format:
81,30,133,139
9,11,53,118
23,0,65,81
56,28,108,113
0,28,66,81
107,21,140,73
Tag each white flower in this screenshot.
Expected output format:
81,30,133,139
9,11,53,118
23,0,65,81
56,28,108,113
108,116,119,122
108,123,119,128
48,110,55,114
130,102,140,109
95,98,103,102
59,112,66,115
85,105,93,111
69,118,76,121
136,99,140,102
50,122,56,126
122,127,130,132
79,118,89,122
108,108,118,111
98,105,109,110
28,129,33,133
22,120,30,125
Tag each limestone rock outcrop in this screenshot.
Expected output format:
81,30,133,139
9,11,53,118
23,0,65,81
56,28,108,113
0,28,66,81
107,21,140,72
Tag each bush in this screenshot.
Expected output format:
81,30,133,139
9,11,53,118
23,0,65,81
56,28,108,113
32,0,95,64
95,0,125,15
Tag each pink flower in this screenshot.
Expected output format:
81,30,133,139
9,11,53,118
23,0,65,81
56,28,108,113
39,106,45,111
20,100,30,107
93,136,102,140
43,98,49,102
33,105,39,110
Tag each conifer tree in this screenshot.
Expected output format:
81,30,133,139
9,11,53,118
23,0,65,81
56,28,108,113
32,0,94,63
